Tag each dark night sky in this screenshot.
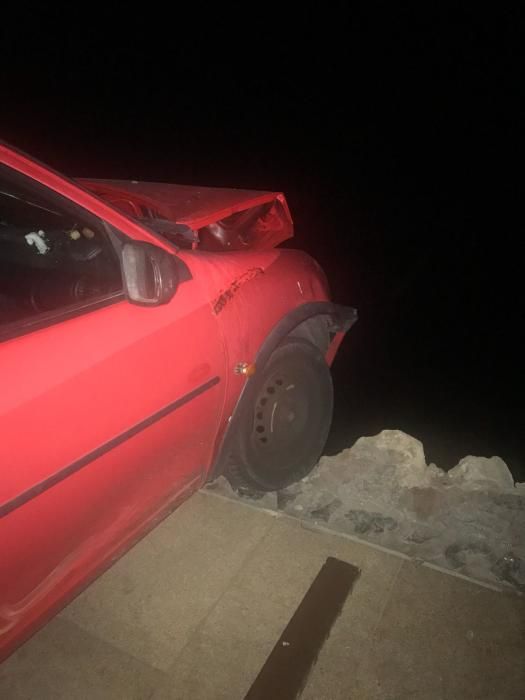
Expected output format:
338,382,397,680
1,7,523,476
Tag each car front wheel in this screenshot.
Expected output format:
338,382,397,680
227,337,334,492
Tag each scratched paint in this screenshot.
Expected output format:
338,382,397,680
212,267,264,314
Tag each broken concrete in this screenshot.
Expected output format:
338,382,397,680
208,430,525,592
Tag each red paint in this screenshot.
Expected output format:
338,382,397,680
212,267,264,314
0,143,349,661
79,179,294,248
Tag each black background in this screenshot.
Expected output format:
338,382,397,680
1,6,523,477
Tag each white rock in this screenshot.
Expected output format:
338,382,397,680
350,430,432,489
448,456,515,492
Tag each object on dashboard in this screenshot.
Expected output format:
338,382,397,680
24,230,50,255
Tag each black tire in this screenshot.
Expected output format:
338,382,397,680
227,337,334,491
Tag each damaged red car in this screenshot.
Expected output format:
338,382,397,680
0,142,356,660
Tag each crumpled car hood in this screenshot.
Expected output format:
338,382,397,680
78,179,294,249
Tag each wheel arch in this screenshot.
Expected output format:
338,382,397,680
208,301,357,481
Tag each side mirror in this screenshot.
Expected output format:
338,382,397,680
121,241,178,306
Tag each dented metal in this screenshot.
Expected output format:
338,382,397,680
79,179,294,251
0,142,354,664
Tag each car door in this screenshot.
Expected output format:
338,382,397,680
0,161,226,654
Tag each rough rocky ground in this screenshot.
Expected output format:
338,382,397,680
207,430,525,592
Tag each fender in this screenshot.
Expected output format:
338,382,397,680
208,301,358,481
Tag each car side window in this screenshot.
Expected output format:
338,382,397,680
0,165,123,331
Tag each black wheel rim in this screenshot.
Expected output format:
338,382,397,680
252,368,311,457
245,349,332,486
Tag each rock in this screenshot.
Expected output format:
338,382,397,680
315,449,360,484
491,552,525,591
399,486,448,519
206,431,525,592
350,430,434,489
445,540,494,570
310,498,343,522
405,524,438,544
345,509,397,535
448,456,515,492
276,490,298,510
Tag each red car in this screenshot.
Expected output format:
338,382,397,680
0,142,356,661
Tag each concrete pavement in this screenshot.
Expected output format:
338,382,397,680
1,491,524,699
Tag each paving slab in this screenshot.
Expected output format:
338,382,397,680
59,492,273,670
152,504,402,699
302,559,525,699
0,616,163,700
1,490,524,699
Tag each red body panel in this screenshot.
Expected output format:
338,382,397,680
0,143,340,661
79,178,294,246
